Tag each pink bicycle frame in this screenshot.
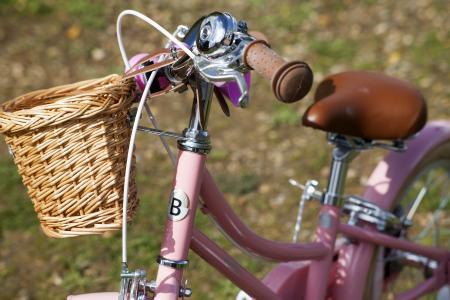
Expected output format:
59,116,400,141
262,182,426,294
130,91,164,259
69,121,450,300
153,120,450,300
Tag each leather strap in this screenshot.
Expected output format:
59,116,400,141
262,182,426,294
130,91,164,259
124,48,185,79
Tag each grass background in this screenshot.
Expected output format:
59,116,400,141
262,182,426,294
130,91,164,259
0,0,448,299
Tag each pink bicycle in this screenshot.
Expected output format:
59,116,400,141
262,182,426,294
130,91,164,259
3,9,449,300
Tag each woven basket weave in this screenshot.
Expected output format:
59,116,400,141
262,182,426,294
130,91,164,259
0,74,138,238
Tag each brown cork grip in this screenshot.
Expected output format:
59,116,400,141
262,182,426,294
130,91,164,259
243,40,313,103
248,31,269,44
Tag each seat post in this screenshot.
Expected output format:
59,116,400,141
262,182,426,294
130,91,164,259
322,142,358,207
305,138,358,299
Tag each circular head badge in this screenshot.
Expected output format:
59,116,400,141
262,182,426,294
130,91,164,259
168,189,190,221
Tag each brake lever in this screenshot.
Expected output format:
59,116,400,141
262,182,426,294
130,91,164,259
213,87,230,117
194,55,249,108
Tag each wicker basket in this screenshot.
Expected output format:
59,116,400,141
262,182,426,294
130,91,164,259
0,74,138,238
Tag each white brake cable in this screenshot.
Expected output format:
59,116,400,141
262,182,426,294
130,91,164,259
117,10,188,265
121,72,155,266
117,9,195,70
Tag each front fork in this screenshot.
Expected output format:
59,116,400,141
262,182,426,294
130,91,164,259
154,80,213,299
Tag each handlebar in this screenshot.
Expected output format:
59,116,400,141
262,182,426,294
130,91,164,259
243,40,313,103
126,13,314,106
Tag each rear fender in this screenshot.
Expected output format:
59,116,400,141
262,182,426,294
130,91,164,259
332,120,450,300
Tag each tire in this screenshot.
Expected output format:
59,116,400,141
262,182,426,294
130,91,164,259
367,140,450,300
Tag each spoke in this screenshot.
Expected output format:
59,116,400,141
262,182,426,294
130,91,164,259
384,160,450,297
414,214,433,241
406,186,427,220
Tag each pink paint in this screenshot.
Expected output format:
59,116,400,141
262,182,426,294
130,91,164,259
396,270,445,300
305,205,341,300
68,122,450,299
67,293,118,300
154,151,206,300
340,223,448,261
332,235,376,299
160,120,447,299
262,262,310,299
200,169,329,261
365,120,450,210
191,229,280,300
127,53,150,92
333,120,450,299
127,53,171,93
216,72,252,107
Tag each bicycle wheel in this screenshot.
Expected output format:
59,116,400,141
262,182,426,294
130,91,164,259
370,141,450,300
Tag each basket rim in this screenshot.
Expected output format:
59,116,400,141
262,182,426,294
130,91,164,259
0,74,135,134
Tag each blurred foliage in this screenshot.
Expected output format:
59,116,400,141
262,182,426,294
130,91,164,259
0,0,448,299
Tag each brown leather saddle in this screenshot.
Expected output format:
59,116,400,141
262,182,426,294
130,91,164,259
302,71,427,140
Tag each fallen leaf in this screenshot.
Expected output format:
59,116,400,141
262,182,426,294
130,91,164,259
66,25,81,40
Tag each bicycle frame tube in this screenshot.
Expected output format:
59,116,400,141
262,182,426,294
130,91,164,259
200,169,329,261
333,120,450,300
191,228,281,300
154,150,206,300
196,169,343,299
149,122,450,300
188,122,450,300
305,205,341,300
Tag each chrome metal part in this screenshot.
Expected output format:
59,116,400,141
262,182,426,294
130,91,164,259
146,280,157,293
288,177,406,233
144,279,191,298
156,255,189,269
322,144,357,206
290,179,320,242
289,178,323,201
194,54,250,107
167,54,195,84
180,76,214,154
178,128,211,154
387,250,438,270
328,133,407,152
343,195,403,232
190,12,254,108
196,12,238,56
137,126,185,140
119,268,151,300
179,286,193,298
166,25,189,48
190,79,214,129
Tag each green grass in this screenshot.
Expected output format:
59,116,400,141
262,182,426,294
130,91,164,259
0,0,106,28
0,0,448,299
270,103,300,127
0,157,36,233
0,0,53,15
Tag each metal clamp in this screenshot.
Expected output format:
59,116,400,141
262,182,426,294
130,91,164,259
287,179,405,233
290,179,320,242
146,280,192,298
177,128,211,154
119,269,150,300
343,195,403,232
156,255,189,269
328,133,407,152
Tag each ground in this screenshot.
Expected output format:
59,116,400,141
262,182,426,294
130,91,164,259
0,0,448,299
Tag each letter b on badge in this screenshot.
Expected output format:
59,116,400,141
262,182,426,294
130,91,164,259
168,189,189,221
